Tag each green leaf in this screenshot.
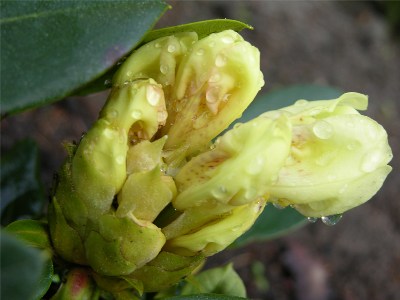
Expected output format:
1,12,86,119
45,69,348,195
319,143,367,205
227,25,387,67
232,205,307,248
75,19,252,96
164,294,247,300
0,231,48,300
142,19,252,43
0,0,169,116
181,264,246,298
1,139,45,226
5,219,52,250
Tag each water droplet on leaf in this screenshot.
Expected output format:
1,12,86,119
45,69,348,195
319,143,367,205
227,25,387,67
307,217,318,223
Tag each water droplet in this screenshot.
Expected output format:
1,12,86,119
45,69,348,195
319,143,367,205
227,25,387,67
154,42,161,48
295,99,308,106
126,71,133,77
167,44,176,53
209,73,221,83
307,217,318,223
157,111,168,122
321,214,342,226
221,36,234,44
273,202,285,210
104,79,112,87
339,184,348,194
103,128,114,138
211,186,227,200
131,110,142,119
146,85,160,106
215,54,226,67
206,87,220,103
160,64,169,75
245,188,257,200
196,48,205,55
361,149,383,173
246,155,265,175
312,120,333,139
116,155,125,165
106,109,118,119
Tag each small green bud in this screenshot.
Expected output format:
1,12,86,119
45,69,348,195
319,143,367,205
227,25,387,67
51,268,95,300
266,93,393,217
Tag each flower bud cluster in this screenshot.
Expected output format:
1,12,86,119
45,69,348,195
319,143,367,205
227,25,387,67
48,29,392,295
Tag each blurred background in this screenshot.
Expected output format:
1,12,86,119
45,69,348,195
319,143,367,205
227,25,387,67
1,1,399,299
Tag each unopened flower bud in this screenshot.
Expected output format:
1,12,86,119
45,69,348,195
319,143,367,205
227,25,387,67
266,93,393,217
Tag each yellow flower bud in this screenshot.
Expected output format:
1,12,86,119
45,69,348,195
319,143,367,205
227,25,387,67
266,93,393,217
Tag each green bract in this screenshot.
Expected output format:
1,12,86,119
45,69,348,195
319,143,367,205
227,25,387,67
48,29,392,296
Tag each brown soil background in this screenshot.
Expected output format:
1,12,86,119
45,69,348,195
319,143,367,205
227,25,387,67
1,2,399,300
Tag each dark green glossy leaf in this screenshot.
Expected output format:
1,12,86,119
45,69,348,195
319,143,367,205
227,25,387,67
181,264,246,298
0,231,48,300
75,19,252,96
5,219,52,250
229,85,343,246
0,0,168,116
1,139,45,226
164,294,247,300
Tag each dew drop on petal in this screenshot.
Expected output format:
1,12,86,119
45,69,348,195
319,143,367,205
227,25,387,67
246,155,265,175
155,42,161,48
131,110,142,119
116,155,125,165
313,120,333,139
160,64,169,75
146,85,160,106
107,109,118,119
206,87,219,104
157,111,168,122
273,202,285,210
215,54,226,67
167,44,176,53
221,36,234,44
196,48,205,56
209,73,221,83
103,128,114,139
295,99,308,106
361,149,383,173
321,214,343,226
307,217,318,223
211,185,228,200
